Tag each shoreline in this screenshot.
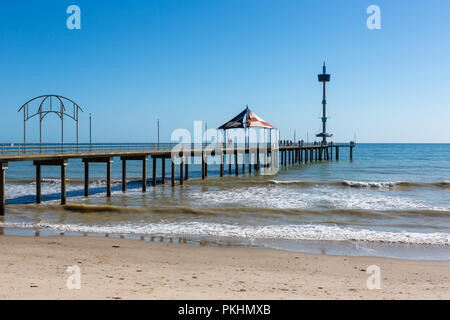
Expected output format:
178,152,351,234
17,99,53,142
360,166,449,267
0,235,449,299
1,226,449,261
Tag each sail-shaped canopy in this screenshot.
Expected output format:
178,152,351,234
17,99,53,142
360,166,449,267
247,109,275,129
316,132,333,138
218,107,248,130
218,106,276,130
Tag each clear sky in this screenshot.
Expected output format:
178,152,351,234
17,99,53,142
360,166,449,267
1,0,449,143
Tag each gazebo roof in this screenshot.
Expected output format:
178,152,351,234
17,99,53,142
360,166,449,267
218,106,276,130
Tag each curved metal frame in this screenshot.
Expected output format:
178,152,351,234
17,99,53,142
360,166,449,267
18,95,84,153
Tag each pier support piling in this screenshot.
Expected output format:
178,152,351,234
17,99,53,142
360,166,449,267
122,159,126,192
235,150,238,176
36,164,41,204
202,153,205,180
0,163,7,215
171,159,175,187
142,157,147,192
256,148,260,171
153,158,157,186
61,163,66,205
220,153,224,177
106,160,111,197
336,146,339,160
180,155,184,185
350,146,353,161
84,161,89,197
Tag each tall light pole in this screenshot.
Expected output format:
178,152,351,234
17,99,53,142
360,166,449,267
89,113,92,151
157,119,160,150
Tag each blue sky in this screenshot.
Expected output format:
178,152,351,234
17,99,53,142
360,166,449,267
1,0,449,143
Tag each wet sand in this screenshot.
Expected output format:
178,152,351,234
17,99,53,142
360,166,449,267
0,235,448,300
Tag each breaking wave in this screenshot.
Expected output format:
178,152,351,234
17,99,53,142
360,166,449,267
268,180,450,189
1,220,448,246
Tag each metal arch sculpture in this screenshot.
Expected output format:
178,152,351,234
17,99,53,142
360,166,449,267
18,95,84,152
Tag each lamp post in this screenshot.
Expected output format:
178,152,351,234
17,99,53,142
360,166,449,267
157,119,160,150
89,113,92,151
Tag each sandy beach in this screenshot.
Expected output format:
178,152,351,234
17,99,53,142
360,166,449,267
0,235,448,300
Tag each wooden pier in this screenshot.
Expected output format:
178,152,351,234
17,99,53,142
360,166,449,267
0,143,354,215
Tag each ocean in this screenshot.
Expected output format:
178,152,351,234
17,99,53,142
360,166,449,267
1,143,449,260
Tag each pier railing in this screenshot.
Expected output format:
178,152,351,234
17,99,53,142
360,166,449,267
0,142,354,155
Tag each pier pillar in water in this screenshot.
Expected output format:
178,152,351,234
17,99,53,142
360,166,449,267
36,164,41,204
326,147,330,160
122,159,127,192
84,161,89,197
235,150,239,176
248,152,252,174
350,146,353,161
142,157,147,192
185,158,189,180
330,146,333,160
220,153,224,177
152,157,157,186
106,159,111,197
336,146,339,160
180,154,184,186
242,151,246,174
201,152,205,180
61,162,67,205
228,154,232,175
171,158,175,187
256,148,261,171
0,163,7,216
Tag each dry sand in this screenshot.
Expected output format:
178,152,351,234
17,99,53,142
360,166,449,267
0,235,448,300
